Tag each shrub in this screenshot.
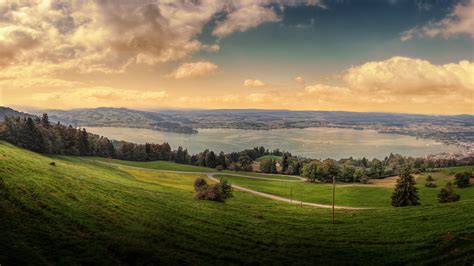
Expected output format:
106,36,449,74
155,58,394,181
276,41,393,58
49,162,56,166
359,175,369,184
426,175,434,182
194,178,233,202
391,166,419,207
454,171,471,188
215,165,224,171
438,182,460,203
194,177,208,191
425,182,437,188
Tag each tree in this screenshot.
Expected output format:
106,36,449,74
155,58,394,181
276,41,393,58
194,178,233,202
238,154,252,168
78,128,90,156
205,151,217,168
260,159,273,173
340,165,356,182
41,113,50,127
217,151,227,169
454,172,471,188
301,161,326,182
391,166,420,207
438,182,460,203
281,155,288,172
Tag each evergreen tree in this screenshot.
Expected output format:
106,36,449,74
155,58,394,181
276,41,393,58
41,113,50,127
218,151,227,169
205,151,217,168
281,155,288,172
391,166,420,207
78,128,90,156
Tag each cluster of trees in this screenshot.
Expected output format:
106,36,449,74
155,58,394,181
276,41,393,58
0,115,177,161
194,177,233,202
0,115,115,157
391,168,469,207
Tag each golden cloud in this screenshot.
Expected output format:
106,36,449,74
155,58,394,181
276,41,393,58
243,79,268,88
342,56,474,95
166,61,219,79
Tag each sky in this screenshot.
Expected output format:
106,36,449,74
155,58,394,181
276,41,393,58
0,0,473,114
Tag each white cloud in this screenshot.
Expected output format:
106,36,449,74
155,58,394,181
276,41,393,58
243,79,268,88
342,56,474,95
166,61,219,79
213,3,280,38
293,76,306,85
401,0,474,41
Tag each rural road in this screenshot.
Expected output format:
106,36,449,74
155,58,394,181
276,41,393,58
88,159,368,210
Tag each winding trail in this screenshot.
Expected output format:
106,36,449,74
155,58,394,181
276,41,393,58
88,159,369,210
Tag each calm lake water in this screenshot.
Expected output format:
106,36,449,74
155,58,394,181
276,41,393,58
86,127,459,159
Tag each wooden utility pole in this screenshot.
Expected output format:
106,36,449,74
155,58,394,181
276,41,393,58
332,175,336,224
290,186,293,204
301,183,303,207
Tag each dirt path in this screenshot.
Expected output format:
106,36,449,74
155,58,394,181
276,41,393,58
206,174,368,210
88,159,369,210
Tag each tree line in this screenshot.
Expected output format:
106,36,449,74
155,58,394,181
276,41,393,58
0,114,288,169
0,114,472,183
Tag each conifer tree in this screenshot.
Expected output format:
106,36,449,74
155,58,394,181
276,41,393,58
78,128,90,156
391,166,420,207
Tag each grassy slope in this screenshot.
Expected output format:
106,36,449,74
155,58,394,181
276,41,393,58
86,156,301,181
255,155,282,162
0,141,473,264
87,156,218,172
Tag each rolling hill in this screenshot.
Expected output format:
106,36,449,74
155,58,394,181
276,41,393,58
0,141,473,264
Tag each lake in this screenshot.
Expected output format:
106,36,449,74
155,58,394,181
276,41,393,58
85,127,459,159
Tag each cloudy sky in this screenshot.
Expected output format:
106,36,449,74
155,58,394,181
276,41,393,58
0,0,473,114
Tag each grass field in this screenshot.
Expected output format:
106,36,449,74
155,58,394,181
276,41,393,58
86,156,218,172
217,171,474,208
1,141,473,264
255,155,283,162
439,165,474,174
83,156,301,181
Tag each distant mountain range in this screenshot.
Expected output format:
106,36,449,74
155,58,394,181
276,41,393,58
15,107,472,131
32,107,198,134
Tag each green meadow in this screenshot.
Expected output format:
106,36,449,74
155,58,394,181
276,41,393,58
1,141,473,264
255,155,283,162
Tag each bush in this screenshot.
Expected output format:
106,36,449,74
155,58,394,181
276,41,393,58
194,178,233,202
454,171,471,188
215,165,224,171
438,182,460,203
49,161,56,166
426,175,434,182
425,182,437,188
194,177,208,191
359,176,369,184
